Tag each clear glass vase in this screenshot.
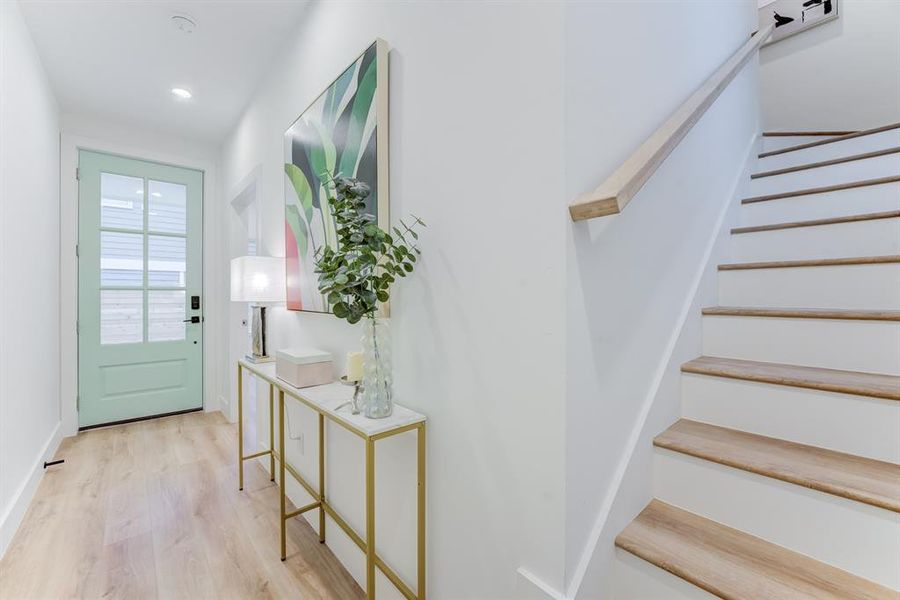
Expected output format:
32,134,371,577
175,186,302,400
361,315,393,418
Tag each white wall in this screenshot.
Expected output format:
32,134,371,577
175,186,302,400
563,2,759,597
0,0,62,556
760,0,900,131
219,2,568,598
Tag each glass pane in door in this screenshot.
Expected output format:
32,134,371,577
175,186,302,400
100,290,143,344
148,235,186,287
148,290,186,341
148,180,187,234
101,173,144,230
100,231,143,286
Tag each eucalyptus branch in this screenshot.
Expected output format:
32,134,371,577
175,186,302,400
313,175,426,325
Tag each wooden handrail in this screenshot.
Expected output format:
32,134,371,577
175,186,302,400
569,24,774,222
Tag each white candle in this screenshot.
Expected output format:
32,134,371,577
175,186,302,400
346,351,364,382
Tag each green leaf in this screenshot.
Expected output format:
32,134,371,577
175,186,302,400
376,290,389,302
309,119,337,177
285,204,309,259
284,163,314,223
338,58,378,177
333,302,350,318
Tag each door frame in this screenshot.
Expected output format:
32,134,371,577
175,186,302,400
60,131,220,437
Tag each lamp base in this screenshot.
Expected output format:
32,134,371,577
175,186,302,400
244,354,275,364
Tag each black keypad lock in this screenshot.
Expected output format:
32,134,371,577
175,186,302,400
191,295,200,310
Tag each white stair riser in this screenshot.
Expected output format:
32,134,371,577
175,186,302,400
762,135,837,152
702,315,900,374
681,374,900,462
654,449,900,589
760,129,900,171
750,152,900,196
612,548,719,600
731,218,900,262
740,182,900,226
718,264,900,310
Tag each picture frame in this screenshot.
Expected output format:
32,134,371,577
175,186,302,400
759,0,839,46
283,39,390,314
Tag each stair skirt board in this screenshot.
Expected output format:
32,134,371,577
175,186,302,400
653,450,900,589
749,154,900,196
701,314,900,375
730,215,900,262
717,262,900,310
759,124,900,163
740,180,900,225
681,373,900,462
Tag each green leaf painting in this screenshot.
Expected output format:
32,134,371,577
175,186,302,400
284,40,387,313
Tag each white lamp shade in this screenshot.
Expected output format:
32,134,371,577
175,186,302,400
230,256,285,303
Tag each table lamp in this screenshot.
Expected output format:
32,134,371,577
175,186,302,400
230,256,285,363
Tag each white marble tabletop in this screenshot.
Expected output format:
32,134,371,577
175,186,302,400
239,359,426,438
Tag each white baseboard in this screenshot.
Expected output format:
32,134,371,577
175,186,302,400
219,394,233,422
0,421,63,558
516,568,570,600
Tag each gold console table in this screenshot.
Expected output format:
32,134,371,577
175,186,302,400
237,359,426,600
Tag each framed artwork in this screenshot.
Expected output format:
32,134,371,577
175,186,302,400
284,39,389,313
759,0,839,45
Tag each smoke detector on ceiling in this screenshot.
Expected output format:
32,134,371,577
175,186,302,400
171,14,197,35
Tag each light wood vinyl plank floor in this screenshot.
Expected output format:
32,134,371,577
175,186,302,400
0,411,363,600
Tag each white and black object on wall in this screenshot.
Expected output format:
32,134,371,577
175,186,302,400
230,256,285,363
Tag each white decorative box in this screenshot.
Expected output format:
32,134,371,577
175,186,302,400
276,347,333,389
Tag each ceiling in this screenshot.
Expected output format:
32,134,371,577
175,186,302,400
19,0,309,143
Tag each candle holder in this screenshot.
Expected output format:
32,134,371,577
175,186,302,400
339,375,364,415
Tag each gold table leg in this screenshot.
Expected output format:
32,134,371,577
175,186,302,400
279,389,287,561
319,413,326,543
269,384,275,482
237,364,244,491
366,437,376,600
418,424,426,600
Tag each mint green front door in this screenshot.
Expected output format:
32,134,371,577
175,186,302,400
78,150,203,428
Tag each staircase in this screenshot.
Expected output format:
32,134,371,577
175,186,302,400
614,123,900,598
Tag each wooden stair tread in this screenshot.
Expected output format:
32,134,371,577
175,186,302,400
719,255,900,270
742,175,900,204
751,147,900,179
701,306,900,321
682,356,900,401
731,210,900,234
615,500,896,600
760,122,900,158
654,420,900,512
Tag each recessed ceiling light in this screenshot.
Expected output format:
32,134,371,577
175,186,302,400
171,87,192,100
